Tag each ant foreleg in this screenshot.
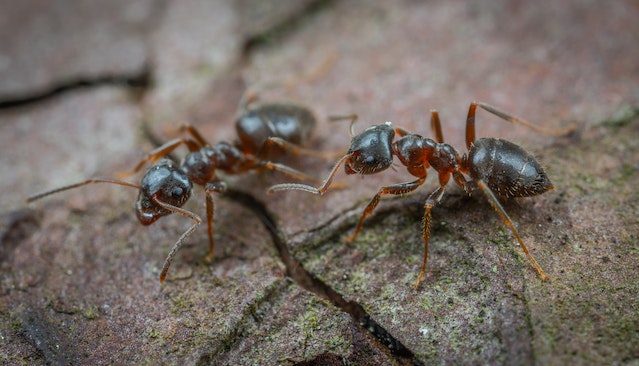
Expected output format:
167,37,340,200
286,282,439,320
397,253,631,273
154,196,202,283
465,102,575,150
203,180,227,263
259,136,339,159
258,161,323,184
119,138,202,178
345,177,426,243
475,180,550,282
180,124,211,147
414,184,446,288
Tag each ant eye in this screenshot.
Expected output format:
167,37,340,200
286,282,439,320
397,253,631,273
171,187,184,198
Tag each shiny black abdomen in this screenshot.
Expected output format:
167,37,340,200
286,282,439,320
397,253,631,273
235,103,316,154
467,138,553,198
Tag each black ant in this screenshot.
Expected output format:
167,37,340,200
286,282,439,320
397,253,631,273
26,93,322,283
269,102,574,287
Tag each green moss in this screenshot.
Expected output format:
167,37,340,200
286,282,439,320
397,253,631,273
146,327,161,339
600,104,639,127
82,305,99,320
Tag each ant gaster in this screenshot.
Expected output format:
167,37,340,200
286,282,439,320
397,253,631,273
26,94,320,283
269,102,574,287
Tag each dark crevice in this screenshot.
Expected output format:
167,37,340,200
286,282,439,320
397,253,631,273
0,209,41,265
240,0,335,58
196,279,291,364
0,67,153,110
224,189,424,366
21,309,75,365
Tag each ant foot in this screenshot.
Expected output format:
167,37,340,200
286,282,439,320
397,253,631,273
412,271,426,288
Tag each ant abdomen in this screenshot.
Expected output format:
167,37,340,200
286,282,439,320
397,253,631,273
468,138,553,198
236,103,316,155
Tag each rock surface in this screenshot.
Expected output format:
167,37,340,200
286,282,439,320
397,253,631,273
0,0,637,364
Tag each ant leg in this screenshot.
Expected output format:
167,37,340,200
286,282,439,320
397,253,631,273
475,180,549,282
153,196,202,283
268,153,350,195
260,136,341,159
238,87,260,112
26,179,141,203
180,124,210,147
414,184,447,288
430,110,444,143
452,171,475,195
203,180,227,263
119,138,202,178
345,177,426,243
258,161,324,184
465,102,575,150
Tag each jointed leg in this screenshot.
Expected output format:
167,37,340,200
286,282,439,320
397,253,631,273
465,101,576,150
430,110,444,143
258,160,324,184
475,180,549,281
119,138,202,178
203,180,227,263
260,136,340,159
121,123,210,178
414,184,447,287
180,123,210,147
345,177,426,243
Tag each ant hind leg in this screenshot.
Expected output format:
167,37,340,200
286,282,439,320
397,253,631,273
475,180,550,282
465,101,575,150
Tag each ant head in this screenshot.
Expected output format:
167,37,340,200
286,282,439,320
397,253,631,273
345,122,395,175
136,159,192,225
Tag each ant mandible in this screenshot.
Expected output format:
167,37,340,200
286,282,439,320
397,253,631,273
26,92,322,283
269,102,574,287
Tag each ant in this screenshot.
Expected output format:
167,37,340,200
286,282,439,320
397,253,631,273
26,92,323,283
269,102,574,287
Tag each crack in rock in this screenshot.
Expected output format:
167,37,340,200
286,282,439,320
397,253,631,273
224,189,424,365
0,67,152,110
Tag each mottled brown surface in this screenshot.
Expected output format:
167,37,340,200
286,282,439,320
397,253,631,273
0,0,637,364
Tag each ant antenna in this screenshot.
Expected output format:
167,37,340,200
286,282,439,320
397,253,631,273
26,179,141,203
329,114,359,137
